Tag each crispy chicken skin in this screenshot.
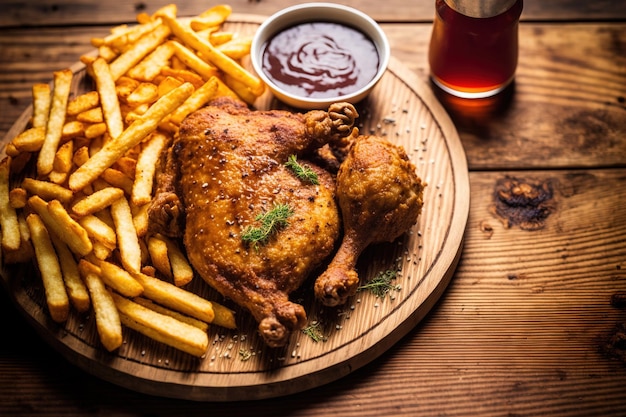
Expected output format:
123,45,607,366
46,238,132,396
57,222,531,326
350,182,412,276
314,135,425,307
149,97,357,347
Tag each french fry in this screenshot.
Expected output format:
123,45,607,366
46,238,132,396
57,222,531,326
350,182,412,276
53,140,73,173
126,82,159,106
49,233,91,313
76,107,104,124
133,297,209,332
216,36,253,59
169,76,219,125
110,196,142,273
2,213,34,264
92,57,124,139
71,186,124,216
170,40,219,80
46,199,93,256
11,126,46,153
147,235,172,278
132,131,168,205
80,263,123,352
132,272,214,324
127,41,175,82
108,24,172,81
9,187,27,209
84,122,108,139
161,235,194,287
68,82,194,191
61,120,85,140
99,259,144,297
211,302,237,330
67,91,100,116
112,292,208,357
190,4,232,31
37,69,73,176
78,214,117,249
0,157,21,251
101,168,134,195
32,83,52,129
158,11,264,96
22,178,73,203
26,213,70,323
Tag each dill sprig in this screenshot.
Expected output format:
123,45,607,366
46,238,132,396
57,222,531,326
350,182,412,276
302,321,325,342
285,155,319,185
357,269,401,298
241,203,294,249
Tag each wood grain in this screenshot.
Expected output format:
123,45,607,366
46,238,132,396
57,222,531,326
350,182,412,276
0,17,469,400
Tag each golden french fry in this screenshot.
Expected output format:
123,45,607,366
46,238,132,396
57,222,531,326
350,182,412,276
78,214,117,249
170,41,219,80
131,202,150,237
9,187,27,209
211,302,237,330
22,178,73,203
68,82,194,191
101,168,134,195
209,31,234,46
11,126,45,153
217,36,253,59
223,73,258,105
132,272,214,323
132,131,168,205
112,292,208,357
67,91,100,116
71,186,124,216
108,24,172,81
99,260,144,297
76,107,104,124
2,213,35,264
53,140,73,173
158,13,264,96
61,120,85,140
160,235,194,287
147,235,172,278
190,4,232,31
26,213,70,323
127,41,175,82
92,57,124,139
46,199,93,256
126,82,159,106
133,297,209,332
110,196,142,273
169,76,219,125
0,157,21,251
38,69,73,176
84,122,108,139
80,262,123,352
115,76,141,102
156,75,183,97
32,83,52,129
160,67,205,89
49,233,91,313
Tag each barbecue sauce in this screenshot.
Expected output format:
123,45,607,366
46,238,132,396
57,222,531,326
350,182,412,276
261,22,379,99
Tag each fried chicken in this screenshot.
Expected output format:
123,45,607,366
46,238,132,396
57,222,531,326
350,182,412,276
148,97,358,347
314,135,425,307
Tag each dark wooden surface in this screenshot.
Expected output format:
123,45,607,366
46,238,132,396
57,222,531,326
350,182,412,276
1,0,625,415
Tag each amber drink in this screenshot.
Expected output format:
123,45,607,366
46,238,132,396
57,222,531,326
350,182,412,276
429,0,523,98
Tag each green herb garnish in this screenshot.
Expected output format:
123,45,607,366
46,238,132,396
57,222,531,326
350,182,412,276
241,203,294,249
285,155,319,185
357,269,401,299
302,321,325,342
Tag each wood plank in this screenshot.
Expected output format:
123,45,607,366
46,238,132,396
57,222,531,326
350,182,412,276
1,0,625,28
2,23,624,170
1,168,625,414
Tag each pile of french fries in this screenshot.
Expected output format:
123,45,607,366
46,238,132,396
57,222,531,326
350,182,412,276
0,4,264,357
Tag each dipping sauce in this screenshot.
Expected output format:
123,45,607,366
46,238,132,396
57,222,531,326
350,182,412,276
261,22,380,99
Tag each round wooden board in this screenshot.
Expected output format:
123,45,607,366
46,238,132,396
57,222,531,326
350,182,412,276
0,15,469,401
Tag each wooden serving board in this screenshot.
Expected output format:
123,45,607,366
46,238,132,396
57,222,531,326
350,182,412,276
0,15,469,401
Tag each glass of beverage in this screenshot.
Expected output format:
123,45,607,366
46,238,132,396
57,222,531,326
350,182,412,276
429,0,523,99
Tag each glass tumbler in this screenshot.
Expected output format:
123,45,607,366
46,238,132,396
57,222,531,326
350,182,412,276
428,0,523,99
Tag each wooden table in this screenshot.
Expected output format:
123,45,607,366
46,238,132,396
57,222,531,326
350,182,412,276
1,0,625,415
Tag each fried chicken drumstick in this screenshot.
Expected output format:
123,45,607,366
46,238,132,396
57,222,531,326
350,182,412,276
149,97,358,347
314,135,425,307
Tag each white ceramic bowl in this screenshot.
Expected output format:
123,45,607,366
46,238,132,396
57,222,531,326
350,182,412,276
250,3,390,109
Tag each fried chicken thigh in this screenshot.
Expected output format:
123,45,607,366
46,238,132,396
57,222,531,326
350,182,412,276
314,135,425,306
149,97,357,347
